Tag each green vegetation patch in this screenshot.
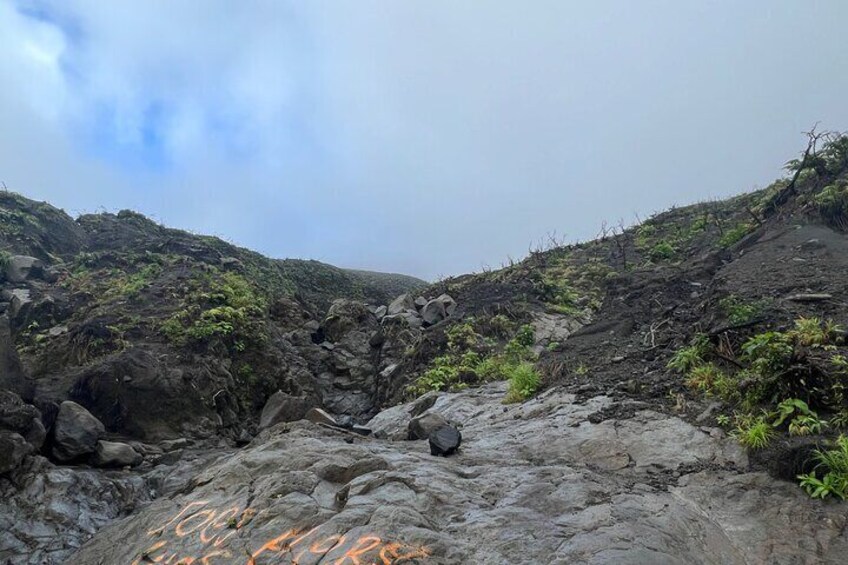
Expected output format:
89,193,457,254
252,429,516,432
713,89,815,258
408,322,541,403
669,316,848,499
161,270,267,354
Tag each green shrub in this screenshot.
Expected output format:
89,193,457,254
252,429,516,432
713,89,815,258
798,435,848,500
718,295,768,325
772,398,827,436
741,332,793,376
648,241,676,262
815,181,848,229
504,362,541,404
789,317,842,348
161,271,266,353
667,334,710,373
446,322,480,351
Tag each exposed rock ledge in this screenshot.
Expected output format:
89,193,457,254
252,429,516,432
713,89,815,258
68,383,847,564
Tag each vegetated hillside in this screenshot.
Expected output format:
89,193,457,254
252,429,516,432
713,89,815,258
0,194,425,439
391,131,848,488
3,133,848,564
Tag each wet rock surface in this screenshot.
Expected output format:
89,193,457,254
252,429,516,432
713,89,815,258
67,383,847,565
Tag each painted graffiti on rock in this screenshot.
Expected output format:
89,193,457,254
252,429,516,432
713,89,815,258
130,500,430,564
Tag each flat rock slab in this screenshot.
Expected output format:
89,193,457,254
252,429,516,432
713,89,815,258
68,383,846,564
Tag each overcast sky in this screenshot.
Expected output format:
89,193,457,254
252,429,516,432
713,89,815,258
1,1,847,279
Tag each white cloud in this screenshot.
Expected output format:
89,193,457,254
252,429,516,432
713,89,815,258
1,1,847,279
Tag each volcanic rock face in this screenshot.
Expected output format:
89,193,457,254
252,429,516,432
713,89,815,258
69,383,847,564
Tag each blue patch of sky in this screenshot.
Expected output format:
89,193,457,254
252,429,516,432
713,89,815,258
85,99,172,172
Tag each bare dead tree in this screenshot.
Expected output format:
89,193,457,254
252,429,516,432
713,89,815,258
764,125,826,217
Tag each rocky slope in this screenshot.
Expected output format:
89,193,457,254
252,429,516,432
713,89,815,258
2,133,848,563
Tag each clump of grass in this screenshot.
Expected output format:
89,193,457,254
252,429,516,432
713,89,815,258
667,334,710,373
718,223,752,248
504,362,541,404
732,414,774,449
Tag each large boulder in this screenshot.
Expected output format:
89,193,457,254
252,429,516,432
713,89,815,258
387,293,416,315
408,412,449,440
3,255,44,283
420,299,447,326
52,401,105,462
92,440,142,468
0,431,30,474
259,391,312,429
322,299,374,342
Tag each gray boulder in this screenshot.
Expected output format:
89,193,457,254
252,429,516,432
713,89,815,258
382,311,423,329
387,293,416,315
259,391,312,429
421,299,447,325
52,401,105,462
7,289,32,321
436,293,457,316
322,299,373,342
92,440,142,468
414,296,428,309
408,412,449,440
0,431,30,474
3,256,44,283
374,305,387,319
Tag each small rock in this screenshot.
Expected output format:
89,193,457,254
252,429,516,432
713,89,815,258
0,431,31,474
351,425,372,436
368,331,385,347
159,438,189,452
51,401,105,462
695,402,722,424
408,412,449,440
379,364,399,379
92,440,142,468
305,408,338,427
236,430,253,446
374,305,387,319
48,325,69,338
429,425,462,456
382,312,423,329
414,296,428,309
